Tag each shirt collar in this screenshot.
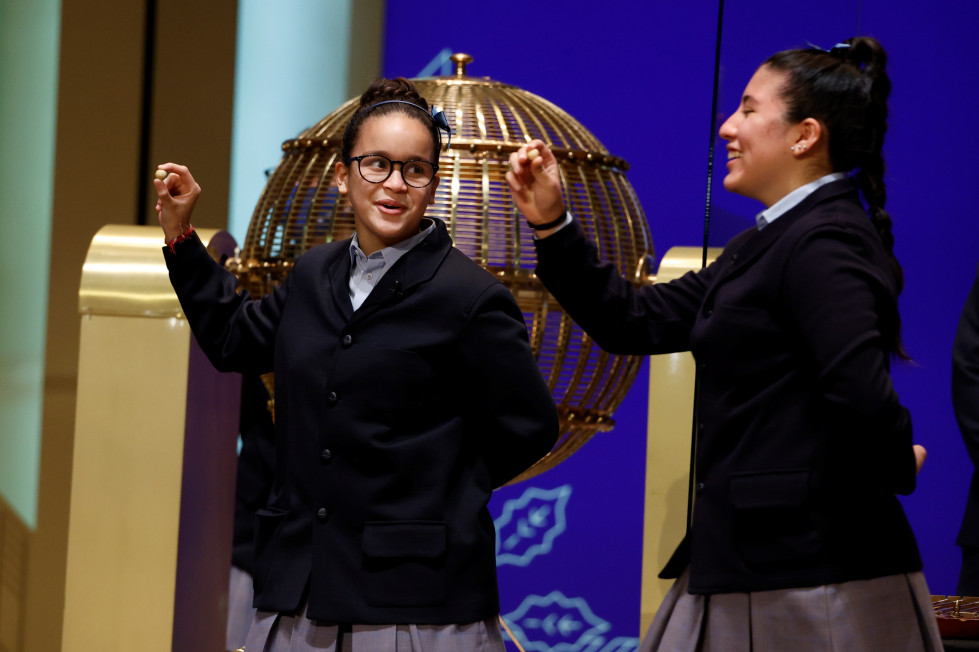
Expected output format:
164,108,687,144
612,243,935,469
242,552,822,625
348,218,436,267
756,172,847,230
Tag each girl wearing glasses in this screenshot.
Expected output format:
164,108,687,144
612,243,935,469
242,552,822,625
508,37,941,651
154,77,558,651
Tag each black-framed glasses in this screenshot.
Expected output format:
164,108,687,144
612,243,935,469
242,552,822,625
344,154,439,188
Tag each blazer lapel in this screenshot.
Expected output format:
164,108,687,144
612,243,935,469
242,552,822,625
348,219,452,323
328,244,355,322
709,178,861,288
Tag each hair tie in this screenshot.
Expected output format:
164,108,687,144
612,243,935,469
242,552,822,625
807,41,851,57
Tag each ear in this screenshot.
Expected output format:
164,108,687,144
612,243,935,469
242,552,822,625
427,174,441,206
794,117,823,151
336,160,349,194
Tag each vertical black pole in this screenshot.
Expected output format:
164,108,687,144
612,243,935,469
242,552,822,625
688,0,725,530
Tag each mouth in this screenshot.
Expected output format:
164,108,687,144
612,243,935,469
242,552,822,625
376,199,406,213
727,150,742,160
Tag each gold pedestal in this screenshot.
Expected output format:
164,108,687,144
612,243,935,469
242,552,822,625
641,246,720,635
63,225,240,651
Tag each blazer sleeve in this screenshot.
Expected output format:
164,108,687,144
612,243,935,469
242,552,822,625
163,232,286,374
458,281,560,487
533,217,713,355
953,265,979,467
781,221,915,494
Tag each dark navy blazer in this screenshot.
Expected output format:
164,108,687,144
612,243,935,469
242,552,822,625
535,178,922,594
164,218,558,623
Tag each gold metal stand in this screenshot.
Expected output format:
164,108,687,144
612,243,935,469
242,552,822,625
641,246,720,634
63,225,240,651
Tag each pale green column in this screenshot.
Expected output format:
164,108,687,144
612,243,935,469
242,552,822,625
229,0,357,243
0,0,62,529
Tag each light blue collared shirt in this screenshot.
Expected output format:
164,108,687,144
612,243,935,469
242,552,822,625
755,172,847,230
347,219,436,310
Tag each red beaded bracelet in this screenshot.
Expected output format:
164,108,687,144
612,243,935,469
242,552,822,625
167,225,195,254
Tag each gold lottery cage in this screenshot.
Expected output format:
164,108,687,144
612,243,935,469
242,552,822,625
228,53,655,483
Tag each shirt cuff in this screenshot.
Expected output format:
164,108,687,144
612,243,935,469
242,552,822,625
531,211,573,240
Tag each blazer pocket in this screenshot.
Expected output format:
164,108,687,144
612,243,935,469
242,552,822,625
252,506,288,594
362,520,447,607
730,469,822,568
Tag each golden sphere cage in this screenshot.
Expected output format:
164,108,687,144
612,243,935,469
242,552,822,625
230,53,655,484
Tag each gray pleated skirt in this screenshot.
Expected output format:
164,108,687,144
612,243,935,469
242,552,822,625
242,599,505,652
640,568,943,651
227,565,257,651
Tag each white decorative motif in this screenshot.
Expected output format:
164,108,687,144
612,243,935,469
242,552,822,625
494,485,572,567
598,637,641,652
415,48,454,77
503,591,640,652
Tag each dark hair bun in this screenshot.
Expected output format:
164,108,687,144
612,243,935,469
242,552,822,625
341,77,441,165
840,37,886,76
358,77,429,112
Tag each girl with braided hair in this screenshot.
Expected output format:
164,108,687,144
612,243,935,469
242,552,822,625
508,37,942,650
155,77,558,651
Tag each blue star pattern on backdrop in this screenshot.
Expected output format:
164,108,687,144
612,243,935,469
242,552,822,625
494,485,572,567
597,639,641,652
413,51,638,652
503,590,617,652
415,48,455,77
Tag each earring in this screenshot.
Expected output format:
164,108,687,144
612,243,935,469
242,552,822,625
791,143,808,152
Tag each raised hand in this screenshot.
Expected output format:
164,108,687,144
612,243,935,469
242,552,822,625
506,140,566,234
152,163,202,242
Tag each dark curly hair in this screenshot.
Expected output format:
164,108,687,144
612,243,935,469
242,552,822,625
341,77,441,162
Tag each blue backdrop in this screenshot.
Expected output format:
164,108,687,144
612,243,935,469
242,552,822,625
382,2,979,649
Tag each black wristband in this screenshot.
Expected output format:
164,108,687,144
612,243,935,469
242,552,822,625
526,211,567,231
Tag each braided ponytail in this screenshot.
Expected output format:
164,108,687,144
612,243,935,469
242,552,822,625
766,37,908,358
837,38,903,297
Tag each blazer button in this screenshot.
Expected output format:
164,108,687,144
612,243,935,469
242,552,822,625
703,307,713,317
326,391,338,406
316,507,329,522
341,334,353,348
320,448,333,464
695,482,705,495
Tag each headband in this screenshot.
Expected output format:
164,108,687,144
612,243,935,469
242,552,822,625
360,100,452,151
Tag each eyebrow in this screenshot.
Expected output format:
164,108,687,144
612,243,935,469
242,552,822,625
362,150,432,162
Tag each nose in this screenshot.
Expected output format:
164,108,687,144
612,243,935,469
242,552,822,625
383,162,408,191
718,112,736,141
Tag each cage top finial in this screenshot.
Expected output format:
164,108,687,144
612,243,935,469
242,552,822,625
450,52,473,77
